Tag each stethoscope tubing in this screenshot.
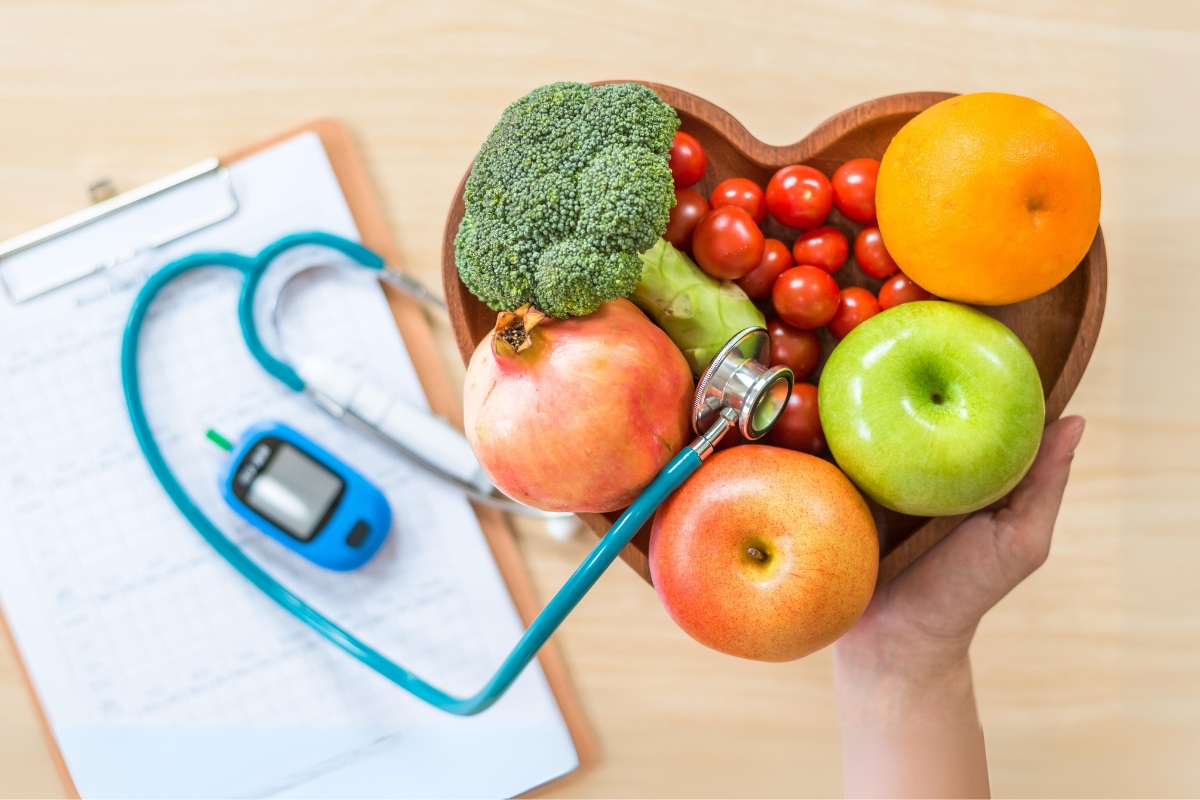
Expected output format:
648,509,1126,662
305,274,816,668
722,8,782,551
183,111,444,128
120,231,701,715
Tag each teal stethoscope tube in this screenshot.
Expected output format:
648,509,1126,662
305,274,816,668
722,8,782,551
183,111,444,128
120,231,703,716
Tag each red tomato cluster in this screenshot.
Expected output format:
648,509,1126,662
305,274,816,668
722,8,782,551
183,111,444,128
666,131,938,456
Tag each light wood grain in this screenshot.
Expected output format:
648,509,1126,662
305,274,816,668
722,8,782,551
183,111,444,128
0,0,1196,797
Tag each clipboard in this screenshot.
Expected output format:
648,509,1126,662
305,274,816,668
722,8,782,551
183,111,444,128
0,119,598,798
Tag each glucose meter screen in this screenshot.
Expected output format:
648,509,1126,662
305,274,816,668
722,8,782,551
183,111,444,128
246,443,344,541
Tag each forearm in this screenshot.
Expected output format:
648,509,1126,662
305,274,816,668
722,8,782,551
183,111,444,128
834,641,989,798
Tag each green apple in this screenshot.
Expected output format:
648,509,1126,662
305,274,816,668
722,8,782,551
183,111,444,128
818,301,1044,516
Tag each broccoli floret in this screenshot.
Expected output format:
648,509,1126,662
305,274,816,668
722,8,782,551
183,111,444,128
455,81,679,318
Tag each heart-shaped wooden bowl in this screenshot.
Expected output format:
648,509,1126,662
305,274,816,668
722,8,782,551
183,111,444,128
441,82,1106,585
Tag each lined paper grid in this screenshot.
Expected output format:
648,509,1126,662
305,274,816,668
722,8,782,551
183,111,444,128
0,133,577,798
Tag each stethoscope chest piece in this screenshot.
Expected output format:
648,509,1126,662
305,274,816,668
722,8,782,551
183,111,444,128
693,327,794,445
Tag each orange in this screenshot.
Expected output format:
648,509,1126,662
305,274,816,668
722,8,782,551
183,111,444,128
876,92,1101,305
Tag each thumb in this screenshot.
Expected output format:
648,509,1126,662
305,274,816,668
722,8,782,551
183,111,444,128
989,415,1086,582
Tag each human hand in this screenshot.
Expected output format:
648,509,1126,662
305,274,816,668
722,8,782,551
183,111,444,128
834,415,1086,798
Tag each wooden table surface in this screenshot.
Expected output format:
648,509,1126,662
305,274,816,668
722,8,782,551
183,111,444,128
1,1,1196,796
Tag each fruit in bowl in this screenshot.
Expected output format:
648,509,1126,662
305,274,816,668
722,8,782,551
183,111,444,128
650,446,878,662
876,92,1101,305
464,300,693,513
819,301,1045,516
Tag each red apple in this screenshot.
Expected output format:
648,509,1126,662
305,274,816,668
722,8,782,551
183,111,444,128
649,446,878,661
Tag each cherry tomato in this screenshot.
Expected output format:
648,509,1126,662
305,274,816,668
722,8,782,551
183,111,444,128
663,189,710,252
791,225,849,274
765,382,825,455
771,265,840,329
853,225,899,279
692,206,765,280
710,177,767,224
713,427,746,451
765,165,833,230
831,158,880,224
827,287,882,340
878,271,936,310
669,131,707,189
766,316,821,382
735,239,792,300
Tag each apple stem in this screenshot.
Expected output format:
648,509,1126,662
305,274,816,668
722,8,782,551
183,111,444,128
747,546,768,563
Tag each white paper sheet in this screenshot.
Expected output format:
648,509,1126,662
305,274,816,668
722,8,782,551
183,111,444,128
0,132,578,799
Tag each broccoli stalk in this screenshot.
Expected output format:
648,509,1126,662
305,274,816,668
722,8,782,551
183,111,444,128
455,82,679,319
633,239,767,377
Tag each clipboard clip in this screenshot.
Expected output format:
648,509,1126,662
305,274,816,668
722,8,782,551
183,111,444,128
0,158,239,303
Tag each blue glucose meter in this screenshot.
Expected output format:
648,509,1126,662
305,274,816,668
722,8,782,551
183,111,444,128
218,420,390,570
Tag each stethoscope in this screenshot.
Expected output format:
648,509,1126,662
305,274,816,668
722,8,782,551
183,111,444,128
121,230,794,715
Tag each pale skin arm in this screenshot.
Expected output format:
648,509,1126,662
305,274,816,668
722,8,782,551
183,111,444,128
834,415,1087,799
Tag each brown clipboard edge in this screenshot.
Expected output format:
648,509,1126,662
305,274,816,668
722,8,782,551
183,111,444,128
0,600,79,795
2,118,596,800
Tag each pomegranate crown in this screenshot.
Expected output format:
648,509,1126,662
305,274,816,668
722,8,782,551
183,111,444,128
491,303,547,359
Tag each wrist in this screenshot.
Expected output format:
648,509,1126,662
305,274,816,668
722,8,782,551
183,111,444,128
835,646,989,798
833,631,978,730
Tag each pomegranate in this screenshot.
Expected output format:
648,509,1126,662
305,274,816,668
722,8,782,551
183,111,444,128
464,299,694,513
